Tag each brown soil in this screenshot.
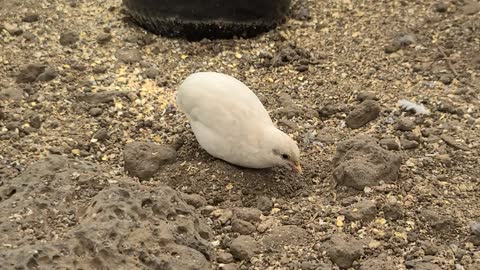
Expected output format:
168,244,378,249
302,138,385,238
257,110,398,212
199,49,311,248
1,0,479,269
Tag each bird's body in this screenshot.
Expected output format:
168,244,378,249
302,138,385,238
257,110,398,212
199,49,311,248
176,72,301,172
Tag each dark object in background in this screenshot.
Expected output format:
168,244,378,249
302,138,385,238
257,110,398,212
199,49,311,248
122,0,291,40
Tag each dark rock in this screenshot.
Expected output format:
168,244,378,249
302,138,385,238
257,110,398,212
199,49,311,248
470,221,480,245
144,67,159,79
36,67,58,82
22,13,40,22
59,30,79,46
96,33,112,44
325,234,364,269
405,260,441,270
383,203,404,221
93,128,109,142
379,138,400,150
0,87,24,101
231,219,256,235
360,254,396,270
339,200,378,222
88,107,103,117
420,209,457,233
356,91,378,102
123,141,177,180
181,193,207,208
78,91,126,104
394,117,416,131
401,139,420,149
256,195,273,214
433,2,448,13
92,65,107,74
6,121,21,131
232,208,262,223
333,136,402,190
296,65,308,72
384,44,400,54
422,242,440,256
262,225,309,251
439,74,454,85
16,64,46,83
115,49,142,64
345,100,381,129
29,114,42,129
229,236,258,261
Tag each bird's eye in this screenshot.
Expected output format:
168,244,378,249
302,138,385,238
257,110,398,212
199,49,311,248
282,154,289,160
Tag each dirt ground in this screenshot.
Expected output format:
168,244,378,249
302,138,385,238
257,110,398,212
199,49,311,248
1,0,479,269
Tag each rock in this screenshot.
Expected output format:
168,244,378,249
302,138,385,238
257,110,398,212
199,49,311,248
115,49,142,64
93,128,109,142
5,121,21,130
439,74,454,85
325,234,364,269
59,30,79,46
379,138,400,150
88,107,103,117
441,135,470,151
231,219,256,235
2,23,23,36
394,117,416,131
181,193,207,208
383,203,404,221
144,67,159,79
229,236,258,261
401,139,420,149
16,64,46,83
360,254,396,270
296,65,308,72
339,200,378,222
123,141,177,180
29,114,42,129
462,2,480,15
77,91,126,104
0,87,24,101
96,33,112,44
256,195,273,214
470,221,480,245
92,65,107,74
433,2,448,13
393,33,416,47
217,252,234,264
333,136,402,190
36,67,58,82
356,91,378,102
405,261,442,270
422,242,440,255
22,13,40,22
211,209,233,224
420,209,457,233
0,156,213,269
232,208,262,222
23,31,37,41
219,263,238,270
262,225,309,251
345,100,381,129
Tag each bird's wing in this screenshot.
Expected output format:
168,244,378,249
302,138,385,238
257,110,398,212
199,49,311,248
176,72,274,163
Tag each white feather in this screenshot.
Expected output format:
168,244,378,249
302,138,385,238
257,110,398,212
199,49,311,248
398,99,430,115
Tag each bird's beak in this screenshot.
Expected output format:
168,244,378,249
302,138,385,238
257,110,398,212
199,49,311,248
291,162,302,174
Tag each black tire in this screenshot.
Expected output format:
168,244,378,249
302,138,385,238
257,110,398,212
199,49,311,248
122,0,291,40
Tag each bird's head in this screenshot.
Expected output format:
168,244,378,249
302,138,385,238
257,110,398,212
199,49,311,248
270,130,302,174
